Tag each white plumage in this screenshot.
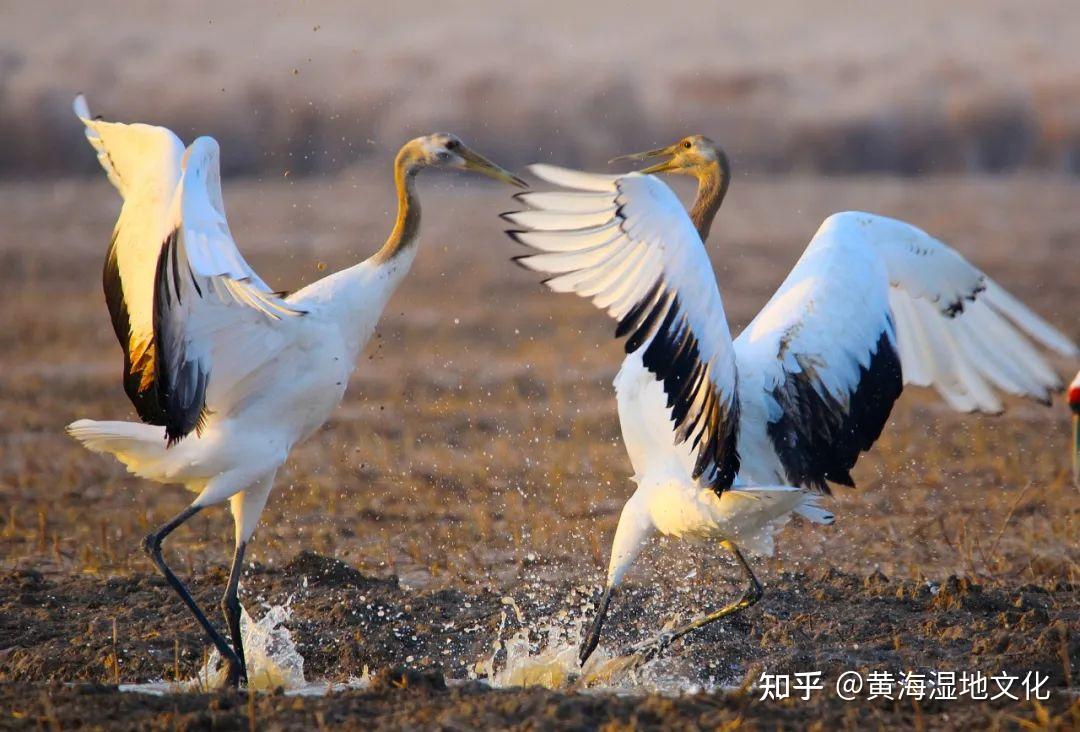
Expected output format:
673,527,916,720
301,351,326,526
508,160,1076,663
70,98,397,511
68,96,524,687
512,168,740,489
73,98,298,440
734,211,1076,488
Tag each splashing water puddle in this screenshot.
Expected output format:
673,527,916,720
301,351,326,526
119,602,369,696
475,601,662,694
120,596,722,698
473,595,746,696
485,629,650,690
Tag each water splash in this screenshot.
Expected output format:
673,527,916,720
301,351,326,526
191,602,305,691
490,627,583,688
120,601,368,695
477,599,650,692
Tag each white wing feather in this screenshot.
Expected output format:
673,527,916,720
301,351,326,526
736,211,1076,490
177,141,298,315
74,95,187,421
73,95,184,203
151,137,304,441
509,165,740,490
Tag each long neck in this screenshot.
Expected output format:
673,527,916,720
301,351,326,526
292,150,424,347
689,153,730,242
371,152,422,265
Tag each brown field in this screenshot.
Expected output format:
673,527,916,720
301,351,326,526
0,169,1078,729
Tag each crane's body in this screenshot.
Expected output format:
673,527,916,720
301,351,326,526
68,96,524,687
70,256,409,533
607,351,831,583
507,137,1077,666
73,249,414,508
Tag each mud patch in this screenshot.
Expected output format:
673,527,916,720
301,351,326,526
1,555,1077,727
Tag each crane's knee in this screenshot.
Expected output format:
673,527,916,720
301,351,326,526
221,591,241,618
141,531,161,558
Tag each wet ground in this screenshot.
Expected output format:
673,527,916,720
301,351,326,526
2,552,1077,728
1,175,1078,728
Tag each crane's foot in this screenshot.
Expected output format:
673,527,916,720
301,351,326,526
223,654,248,690
622,629,676,668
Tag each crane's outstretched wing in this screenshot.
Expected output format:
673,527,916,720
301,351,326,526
74,94,185,201
506,165,740,491
151,137,304,444
736,211,1077,493
75,95,187,423
76,98,302,441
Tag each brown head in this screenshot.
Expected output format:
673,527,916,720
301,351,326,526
611,135,729,181
611,135,731,240
395,133,526,187
375,133,525,264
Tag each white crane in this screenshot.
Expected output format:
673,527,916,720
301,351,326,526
504,136,1078,666
67,96,525,687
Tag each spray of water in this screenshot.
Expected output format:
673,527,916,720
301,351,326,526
477,597,651,692
120,601,368,696
190,602,306,691
120,590,707,696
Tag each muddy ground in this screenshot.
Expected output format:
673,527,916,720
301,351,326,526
2,553,1079,729
1,173,1078,728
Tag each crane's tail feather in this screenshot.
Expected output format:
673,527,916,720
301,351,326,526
66,419,170,480
721,487,834,556
793,492,836,525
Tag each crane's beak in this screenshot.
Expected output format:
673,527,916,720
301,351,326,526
609,145,679,175
458,146,528,188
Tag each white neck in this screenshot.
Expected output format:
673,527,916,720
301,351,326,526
300,241,420,355
291,150,425,353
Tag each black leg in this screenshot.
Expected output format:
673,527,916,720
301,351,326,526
142,505,244,688
579,586,614,666
221,541,248,687
625,540,763,664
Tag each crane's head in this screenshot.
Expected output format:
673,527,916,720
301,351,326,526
399,133,526,187
610,135,728,180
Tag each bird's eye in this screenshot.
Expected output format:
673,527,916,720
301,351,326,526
445,139,459,151
683,140,692,149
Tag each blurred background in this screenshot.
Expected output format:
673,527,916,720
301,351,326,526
3,0,1080,178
